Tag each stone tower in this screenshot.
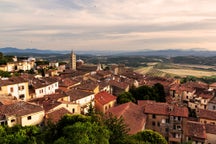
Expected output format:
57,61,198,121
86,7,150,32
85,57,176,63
70,50,76,70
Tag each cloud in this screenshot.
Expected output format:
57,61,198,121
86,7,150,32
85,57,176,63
0,0,216,51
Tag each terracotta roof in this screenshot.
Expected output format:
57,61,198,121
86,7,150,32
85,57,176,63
30,77,58,89
197,109,216,120
107,102,146,134
209,96,216,104
109,80,129,90
58,77,80,88
197,92,213,99
186,121,206,139
95,91,116,105
0,96,18,105
75,81,98,92
0,101,44,116
0,77,27,86
138,100,188,117
46,107,72,123
210,82,216,87
205,124,216,134
66,89,94,101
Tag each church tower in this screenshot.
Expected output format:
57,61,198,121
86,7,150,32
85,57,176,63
70,50,76,70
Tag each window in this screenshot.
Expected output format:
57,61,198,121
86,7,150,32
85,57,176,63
165,128,168,132
152,114,156,119
11,119,15,123
166,119,170,123
213,105,216,110
0,87,1,91
157,122,160,127
72,108,75,113
19,94,25,100
27,116,32,120
10,87,14,93
152,121,155,126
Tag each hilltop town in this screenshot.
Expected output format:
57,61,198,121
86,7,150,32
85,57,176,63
0,51,216,144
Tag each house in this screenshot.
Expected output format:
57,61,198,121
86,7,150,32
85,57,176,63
45,107,72,124
0,101,44,127
66,89,94,114
109,80,129,96
28,92,80,114
29,77,58,98
186,121,207,144
95,91,117,113
197,109,216,125
106,102,146,134
0,77,29,101
209,82,216,91
205,124,216,144
139,100,188,143
75,80,99,94
58,77,81,91
207,96,216,111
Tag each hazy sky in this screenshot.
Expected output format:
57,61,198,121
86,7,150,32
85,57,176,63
0,0,216,51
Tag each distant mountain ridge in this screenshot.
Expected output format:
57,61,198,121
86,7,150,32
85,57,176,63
0,47,69,54
0,47,216,57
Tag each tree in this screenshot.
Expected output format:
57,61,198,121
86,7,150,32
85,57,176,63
104,113,129,144
117,92,136,104
0,70,11,77
153,83,166,102
55,122,110,144
132,129,168,144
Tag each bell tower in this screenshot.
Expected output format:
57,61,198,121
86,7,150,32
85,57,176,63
70,50,76,70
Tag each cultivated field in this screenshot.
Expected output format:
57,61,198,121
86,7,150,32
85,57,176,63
135,63,216,78
159,69,216,77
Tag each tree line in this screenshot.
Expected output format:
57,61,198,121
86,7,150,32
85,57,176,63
117,83,166,104
0,113,167,144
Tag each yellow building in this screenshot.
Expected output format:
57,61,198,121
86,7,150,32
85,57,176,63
0,101,44,127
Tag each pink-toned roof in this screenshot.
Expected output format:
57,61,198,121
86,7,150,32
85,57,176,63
139,100,188,117
95,91,116,105
0,101,44,116
109,80,129,90
46,108,72,123
197,109,216,121
186,121,206,139
107,102,146,134
210,82,216,87
205,124,216,134
0,76,27,87
198,93,213,99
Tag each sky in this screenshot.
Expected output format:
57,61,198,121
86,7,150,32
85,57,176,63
0,0,216,51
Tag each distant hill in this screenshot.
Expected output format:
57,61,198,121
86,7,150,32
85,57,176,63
0,47,69,54
116,49,216,57
0,47,216,57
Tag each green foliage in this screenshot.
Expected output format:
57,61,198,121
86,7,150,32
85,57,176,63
0,114,168,144
132,129,168,144
117,92,136,104
153,83,166,102
56,122,110,144
0,70,11,77
104,113,130,144
0,125,40,144
121,84,166,104
35,61,49,66
181,76,197,84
